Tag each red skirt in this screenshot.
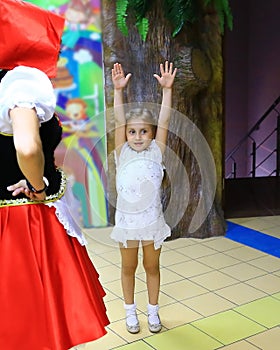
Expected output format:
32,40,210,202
0,204,109,350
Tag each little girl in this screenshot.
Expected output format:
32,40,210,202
111,61,177,333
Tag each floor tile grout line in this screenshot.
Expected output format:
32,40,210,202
222,249,268,261
109,292,280,349
189,311,268,349
134,291,275,328
106,325,143,349
162,257,270,281
246,260,280,274
142,338,159,350
213,281,272,299
195,254,246,269
245,340,263,350
271,292,280,301
213,269,269,284
215,338,262,350
86,219,280,349
188,275,240,292
232,308,271,330
103,287,124,301
112,304,275,350
199,241,247,253
166,241,260,261
184,322,225,348
242,278,280,295
210,289,268,308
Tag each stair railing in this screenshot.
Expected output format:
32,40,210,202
226,96,280,178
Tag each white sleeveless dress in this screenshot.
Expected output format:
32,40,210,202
110,140,171,249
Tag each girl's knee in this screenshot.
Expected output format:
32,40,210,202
122,263,138,275
143,261,159,275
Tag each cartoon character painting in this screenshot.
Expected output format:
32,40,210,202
65,0,97,30
27,0,108,228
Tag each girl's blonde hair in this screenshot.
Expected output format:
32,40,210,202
125,108,157,133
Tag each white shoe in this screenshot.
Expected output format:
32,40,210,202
125,303,140,334
147,304,162,333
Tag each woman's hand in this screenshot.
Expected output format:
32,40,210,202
7,180,46,201
154,61,177,89
112,63,132,90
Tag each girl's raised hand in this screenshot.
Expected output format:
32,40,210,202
112,63,132,89
153,61,177,89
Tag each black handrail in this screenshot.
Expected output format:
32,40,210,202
250,141,256,177
226,95,280,162
276,115,280,176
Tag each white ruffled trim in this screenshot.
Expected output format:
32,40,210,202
45,183,87,246
110,217,171,250
0,66,56,134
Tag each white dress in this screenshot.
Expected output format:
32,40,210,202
110,140,171,249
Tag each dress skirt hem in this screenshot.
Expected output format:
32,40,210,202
0,203,109,350
111,217,171,250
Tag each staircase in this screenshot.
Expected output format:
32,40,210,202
224,96,280,218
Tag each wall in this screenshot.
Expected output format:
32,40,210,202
225,0,280,177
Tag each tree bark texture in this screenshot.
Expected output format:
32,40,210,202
101,0,226,239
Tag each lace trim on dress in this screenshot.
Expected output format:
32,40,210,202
46,177,87,246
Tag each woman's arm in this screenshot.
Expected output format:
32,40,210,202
9,107,47,200
112,63,131,155
154,61,177,154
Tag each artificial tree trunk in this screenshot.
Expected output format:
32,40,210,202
102,0,226,239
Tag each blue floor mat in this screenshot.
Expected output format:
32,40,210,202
225,221,280,258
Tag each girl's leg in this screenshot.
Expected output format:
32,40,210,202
119,241,139,304
142,241,162,333
120,241,140,333
142,241,161,305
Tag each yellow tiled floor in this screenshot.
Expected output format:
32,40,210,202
82,216,280,350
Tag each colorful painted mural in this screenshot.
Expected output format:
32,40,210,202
27,0,108,227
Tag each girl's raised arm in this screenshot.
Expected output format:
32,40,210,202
153,61,177,154
112,63,132,154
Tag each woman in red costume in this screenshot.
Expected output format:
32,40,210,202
0,1,109,349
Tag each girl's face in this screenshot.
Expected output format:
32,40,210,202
126,118,154,152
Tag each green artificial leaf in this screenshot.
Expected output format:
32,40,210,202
114,0,233,40
116,0,129,36
136,17,149,41
128,0,151,19
204,0,233,33
115,0,152,40
163,0,199,37
128,0,152,40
